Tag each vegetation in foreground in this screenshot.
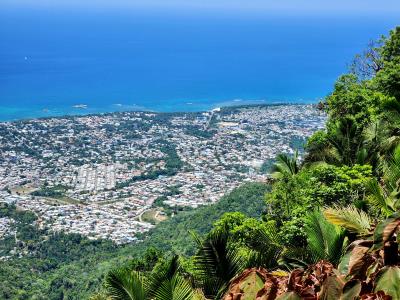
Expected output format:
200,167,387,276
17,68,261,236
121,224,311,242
0,183,268,299
0,26,398,300
91,27,400,299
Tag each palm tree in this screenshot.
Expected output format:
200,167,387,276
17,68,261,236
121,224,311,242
305,118,365,166
305,117,377,167
362,115,399,172
152,275,196,300
327,117,367,166
104,256,195,300
244,224,285,270
271,150,300,179
270,151,300,215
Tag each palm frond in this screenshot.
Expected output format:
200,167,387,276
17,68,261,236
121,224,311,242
104,269,147,300
383,144,400,190
245,227,284,269
304,210,347,265
279,247,315,270
147,255,181,299
324,205,372,236
328,117,364,166
193,230,245,298
153,275,194,300
367,179,395,217
271,151,300,178
303,133,342,166
356,148,369,165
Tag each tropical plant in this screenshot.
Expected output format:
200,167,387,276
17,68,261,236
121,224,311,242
303,130,342,166
92,27,400,300
192,229,245,299
104,256,195,300
327,117,371,166
105,269,147,300
271,150,300,179
304,210,347,265
324,205,372,236
222,212,400,300
367,145,400,217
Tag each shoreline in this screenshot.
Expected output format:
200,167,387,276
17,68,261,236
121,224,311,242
0,101,319,124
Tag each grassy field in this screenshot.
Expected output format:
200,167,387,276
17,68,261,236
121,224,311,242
141,208,168,224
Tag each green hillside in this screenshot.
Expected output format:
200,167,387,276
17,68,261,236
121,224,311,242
0,183,269,299
90,26,400,300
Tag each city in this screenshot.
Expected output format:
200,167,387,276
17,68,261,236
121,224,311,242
0,104,325,244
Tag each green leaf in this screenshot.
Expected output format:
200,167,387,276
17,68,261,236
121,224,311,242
154,275,194,300
104,269,147,300
305,210,346,265
367,179,393,216
337,250,351,275
239,271,267,299
374,266,400,300
193,230,245,298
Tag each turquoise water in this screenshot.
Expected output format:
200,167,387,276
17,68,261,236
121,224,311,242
0,8,398,121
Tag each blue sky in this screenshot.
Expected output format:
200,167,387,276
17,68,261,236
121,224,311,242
3,0,400,16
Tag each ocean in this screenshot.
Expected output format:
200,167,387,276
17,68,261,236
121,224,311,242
0,8,398,121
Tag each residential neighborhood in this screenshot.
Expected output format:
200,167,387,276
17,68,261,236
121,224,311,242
0,104,325,244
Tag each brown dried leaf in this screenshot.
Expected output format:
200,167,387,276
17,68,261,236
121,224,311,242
360,290,392,300
348,246,375,279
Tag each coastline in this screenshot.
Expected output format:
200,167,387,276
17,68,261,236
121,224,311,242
0,100,319,123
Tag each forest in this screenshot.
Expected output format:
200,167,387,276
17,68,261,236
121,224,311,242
0,183,268,299
0,26,399,299
88,26,400,300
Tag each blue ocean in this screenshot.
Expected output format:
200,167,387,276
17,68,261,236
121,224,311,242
0,7,398,121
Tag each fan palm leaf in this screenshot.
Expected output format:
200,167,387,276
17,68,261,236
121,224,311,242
279,247,315,270
383,144,400,189
367,145,400,216
328,117,364,166
90,292,111,300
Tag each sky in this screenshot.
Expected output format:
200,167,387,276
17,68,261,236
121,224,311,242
3,0,400,16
